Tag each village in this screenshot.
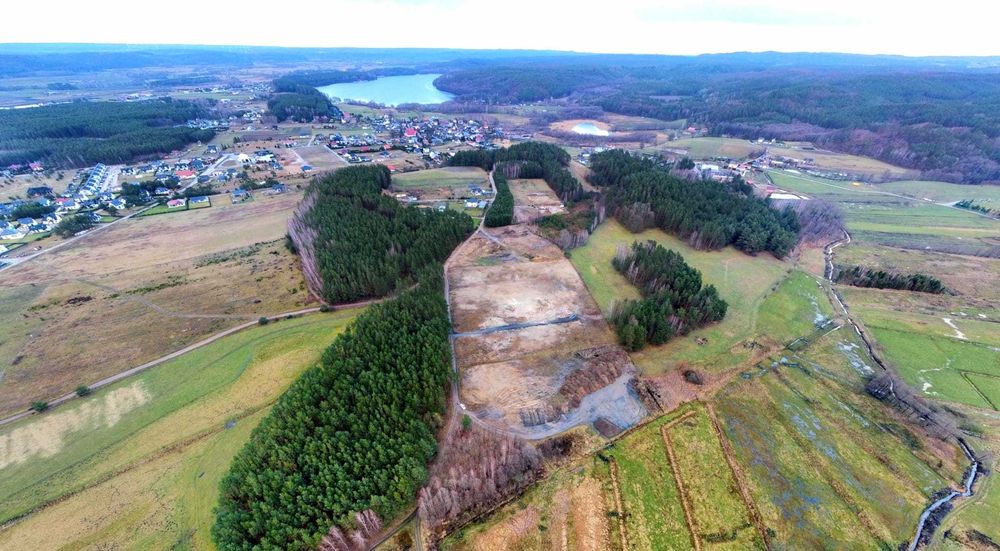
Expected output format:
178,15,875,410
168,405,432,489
0,105,506,265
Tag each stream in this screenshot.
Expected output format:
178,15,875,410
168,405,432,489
822,230,981,550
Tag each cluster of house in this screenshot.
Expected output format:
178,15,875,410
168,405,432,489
1,161,44,178
237,149,281,171
328,115,504,164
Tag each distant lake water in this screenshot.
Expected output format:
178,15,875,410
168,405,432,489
316,74,454,106
572,122,610,136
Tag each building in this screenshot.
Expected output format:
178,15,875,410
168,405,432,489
166,199,186,209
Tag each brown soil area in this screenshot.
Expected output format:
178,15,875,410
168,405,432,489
570,477,610,551
509,179,565,223
472,507,539,551
448,224,638,432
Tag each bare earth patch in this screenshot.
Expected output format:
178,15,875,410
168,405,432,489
448,225,646,436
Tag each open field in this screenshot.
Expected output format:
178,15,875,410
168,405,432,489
0,310,361,549
509,178,564,222
443,403,766,551
391,166,489,200
0,191,309,417
651,137,916,177
874,180,1000,208
769,170,1000,257
449,224,644,435
569,219,791,374
1,171,76,200
293,144,348,172
717,325,962,549
833,243,1000,303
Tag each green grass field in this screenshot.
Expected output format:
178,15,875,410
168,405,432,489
768,170,1000,256
138,202,188,216
608,411,694,550
718,326,957,550
569,220,794,373
0,309,361,550
874,180,1000,208
667,408,761,548
392,166,488,190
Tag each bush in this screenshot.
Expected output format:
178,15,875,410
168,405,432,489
29,401,49,412
258,316,269,325
75,385,92,397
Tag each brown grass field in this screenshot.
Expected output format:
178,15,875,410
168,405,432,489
0,192,309,416
509,178,565,223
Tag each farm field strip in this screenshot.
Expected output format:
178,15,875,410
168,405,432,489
0,310,361,548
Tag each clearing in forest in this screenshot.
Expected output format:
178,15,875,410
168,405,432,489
509,178,565,222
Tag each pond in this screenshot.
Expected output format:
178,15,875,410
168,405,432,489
572,122,610,136
316,74,454,106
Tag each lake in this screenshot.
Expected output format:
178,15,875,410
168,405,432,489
316,74,454,106
572,122,610,136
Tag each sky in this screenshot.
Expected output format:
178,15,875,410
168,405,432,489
3,0,999,57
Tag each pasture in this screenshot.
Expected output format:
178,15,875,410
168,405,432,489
0,191,308,417
568,219,791,374
0,310,361,549
768,170,1000,256
717,326,960,550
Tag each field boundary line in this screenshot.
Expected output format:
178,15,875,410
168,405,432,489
705,402,771,549
660,413,702,551
608,459,629,550
0,400,273,530
0,302,377,427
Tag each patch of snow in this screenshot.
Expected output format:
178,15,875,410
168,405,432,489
942,318,967,340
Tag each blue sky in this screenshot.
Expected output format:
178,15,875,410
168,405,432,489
3,0,998,57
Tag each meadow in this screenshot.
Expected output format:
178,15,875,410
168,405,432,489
0,192,308,417
718,326,960,550
569,220,810,374
0,309,361,549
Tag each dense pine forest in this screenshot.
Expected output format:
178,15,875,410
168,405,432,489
287,165,472,303
611,241,727,350
213,271,453,550
484,172,514,227
0,99,214,168
834,265,945,294
589,150,799,256
449,141,583,203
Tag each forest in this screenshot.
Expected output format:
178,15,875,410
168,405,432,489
437,59,1000,183
287,165,472,303
0,99,214,168
267,89,342,122
610,241,727,350
484,172,513,227
589,150,799,257
213,270,453,550
449,141,583,203
834,265,945,294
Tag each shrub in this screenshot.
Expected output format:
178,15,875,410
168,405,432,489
29,401,49,412
258,316,269,325
75,385,92,397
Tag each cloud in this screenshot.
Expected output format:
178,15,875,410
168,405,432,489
1,0,998,57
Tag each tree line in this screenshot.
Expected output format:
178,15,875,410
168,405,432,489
449,141,584,203
267,89,342,123
834,265,945,294
589,150,799,257
484,172,513,227
213,270,454,550
610,241,727,350
287,165,473,303
0,99,214,168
